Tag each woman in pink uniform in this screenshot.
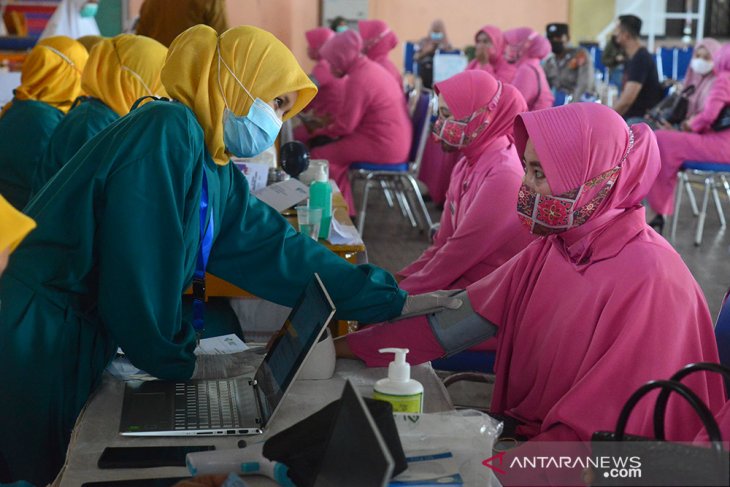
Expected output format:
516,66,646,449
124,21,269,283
418,26,514,207
504,27,554,110
467,25,514,83
358,19,401,87
646,43,730,231
337,103,725,443
683,38,722,120
294,27,345,143
398,70,533,293
311,30,411,213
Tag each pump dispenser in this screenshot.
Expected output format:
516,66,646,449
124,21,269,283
373,348,424,413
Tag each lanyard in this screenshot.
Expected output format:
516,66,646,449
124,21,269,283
193,171,214,344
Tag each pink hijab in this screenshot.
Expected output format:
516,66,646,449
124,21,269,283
714,43,730,74
305,27,334,60
466,103,725,441
467,25,512,81
358,19,398,60
504,27,551,64
435,70,526,162
684,38,722,117
319,30,364,74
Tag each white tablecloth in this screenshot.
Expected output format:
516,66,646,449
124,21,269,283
55,359,453,486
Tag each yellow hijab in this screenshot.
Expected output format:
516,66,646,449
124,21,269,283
82,34,168,117
13,36,88,114
161,25,317,165
0,195,36,253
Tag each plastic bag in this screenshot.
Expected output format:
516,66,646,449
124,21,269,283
391,409,502,486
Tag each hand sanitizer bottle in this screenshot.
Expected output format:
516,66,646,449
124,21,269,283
373,348,424,413
308,165,332,240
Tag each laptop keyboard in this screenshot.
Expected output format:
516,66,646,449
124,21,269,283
173,379,254,430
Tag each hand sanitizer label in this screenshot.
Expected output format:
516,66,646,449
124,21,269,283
373,391,423,413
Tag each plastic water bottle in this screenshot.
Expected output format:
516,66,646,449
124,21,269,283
308,165,332,240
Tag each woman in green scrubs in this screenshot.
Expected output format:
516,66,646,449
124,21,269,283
32,34,168,193
0,36,88,209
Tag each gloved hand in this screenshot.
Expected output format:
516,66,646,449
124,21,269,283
396,290,463,320
190,350,259,380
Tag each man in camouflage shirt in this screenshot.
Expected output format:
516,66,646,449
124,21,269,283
543,23,595,102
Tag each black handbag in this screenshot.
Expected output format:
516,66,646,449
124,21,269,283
647,85,695,125
712,105,730,132
591,379,728,486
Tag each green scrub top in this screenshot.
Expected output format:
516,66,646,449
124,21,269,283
0,99,64,209
0,100,406,485
32,97,119,194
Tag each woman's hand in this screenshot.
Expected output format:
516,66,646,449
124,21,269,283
173,475,230,487
681,120,693,132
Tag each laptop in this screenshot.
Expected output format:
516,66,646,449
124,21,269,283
314,380,395,487
119,273,335,436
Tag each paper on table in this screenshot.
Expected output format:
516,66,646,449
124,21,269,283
194,334,249,355
253,179,309,212
108,335,249,380
232,160,270,192
327,217,364,246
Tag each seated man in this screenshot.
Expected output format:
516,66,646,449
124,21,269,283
543,22,595,102
611,14,663,121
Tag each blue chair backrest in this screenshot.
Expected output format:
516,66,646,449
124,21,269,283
716,291,730,374
404,41,417,74
553,89,571,106
657,46,694,81
408,91,432,162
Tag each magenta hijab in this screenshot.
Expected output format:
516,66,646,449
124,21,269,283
320,30,364,74
305,27,335,60
465,103,725,441
504,27,551,64
358,19,398,60
435,70,527,161
714,43,730,74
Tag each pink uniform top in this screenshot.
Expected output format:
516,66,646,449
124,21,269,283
690,45,730,133
317,31,411,157
684,38,721,119
359,19,402,87
465,104,725,442
504,27,554,110
399,70,534,293
304,28,345,118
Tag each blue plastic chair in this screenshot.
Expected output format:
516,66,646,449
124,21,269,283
403,41,417,74
349,90,434,235
552,89,572,106
715,291,730,391
670,161,730,245
656,46,694,82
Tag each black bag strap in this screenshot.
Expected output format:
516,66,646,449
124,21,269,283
614,380,723,453
69,95,93,111
654,362,730,440
130,95,171,111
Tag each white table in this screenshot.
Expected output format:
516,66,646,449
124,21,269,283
55,359,453,486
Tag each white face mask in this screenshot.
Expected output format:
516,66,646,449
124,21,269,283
690,57,714,76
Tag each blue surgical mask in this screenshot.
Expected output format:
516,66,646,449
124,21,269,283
336,25,348,33
430,31,444,41
217,47,283,158
80,2,98,17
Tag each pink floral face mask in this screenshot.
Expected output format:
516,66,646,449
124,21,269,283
517,166,621,235
431,82,502,148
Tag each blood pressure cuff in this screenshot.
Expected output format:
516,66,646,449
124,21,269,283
426,291,498,356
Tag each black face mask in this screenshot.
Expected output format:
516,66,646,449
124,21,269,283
550,40,565,55
611,34,621,48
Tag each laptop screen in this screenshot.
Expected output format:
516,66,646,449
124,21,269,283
254,274,335,424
